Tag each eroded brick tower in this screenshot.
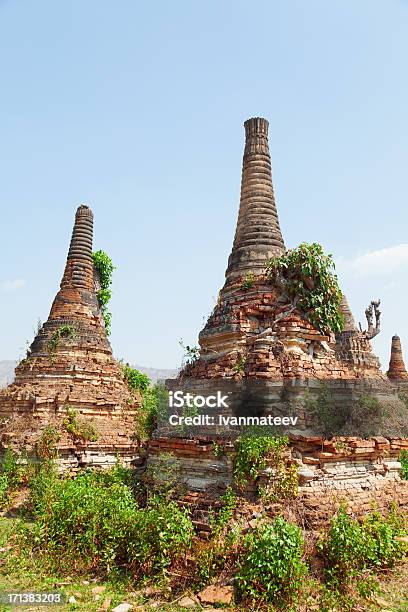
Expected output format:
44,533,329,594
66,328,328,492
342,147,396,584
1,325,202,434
170,117,405,436
185,118,382,380
0,205,136,426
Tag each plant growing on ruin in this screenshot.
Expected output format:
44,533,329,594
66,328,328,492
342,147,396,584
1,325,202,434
236,516,307,607
267,242,344,335
92,250,115,335
47,324,76,357
208,486,237,536
400,450,408,480
179,339,200,366
212,441,225,458
234,434,298,500
122,364,150,394
142,451,183,499
63,406,98,442
36,425,61,461
134,382,168,440
233,355,246,374
234,434,288,486
241,272,256,290
259,462,299,503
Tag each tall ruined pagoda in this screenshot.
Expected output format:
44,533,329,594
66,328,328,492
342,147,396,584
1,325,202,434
182,117,381,381
171,117,406,435
0,206,138,461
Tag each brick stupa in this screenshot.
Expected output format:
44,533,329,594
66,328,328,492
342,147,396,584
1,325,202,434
0,205,139,462
387,335,408,381
169,117,405,436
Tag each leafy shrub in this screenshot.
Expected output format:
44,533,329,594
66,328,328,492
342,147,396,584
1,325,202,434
92,250,115,335
25,467,193,578
318,505,408,588
136,383,168,440
208,486,237,536
36,425,61,460
142,452,182,499
122,364,150,394
131,495,194,575
196,489,242,588
400,450,408,480
0,449,25,510
267,242,343,334
234,434,289,486
236,516,307,608
63,406,98,442
234,434,297,499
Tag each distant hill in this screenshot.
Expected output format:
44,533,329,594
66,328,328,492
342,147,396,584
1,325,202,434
0,360,178,388
0,361,17,387
130,364,179,384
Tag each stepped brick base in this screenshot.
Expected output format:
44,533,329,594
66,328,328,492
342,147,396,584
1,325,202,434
147,434,408,527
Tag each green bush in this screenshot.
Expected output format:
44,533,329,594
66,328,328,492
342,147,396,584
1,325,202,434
63,406,98,442
319,506,408,588
0,449,24,510
267,242,343,334
236,516,307,608
234,434,289,486
25,467,193,578
400,450,408,480
131,495,194,575
122,364,150,394
136,383,168,439
233,434,297,499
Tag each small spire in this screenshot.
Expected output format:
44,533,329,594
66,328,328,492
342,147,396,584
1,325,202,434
339,294,357,332
225,117,285,280
387,335,408,380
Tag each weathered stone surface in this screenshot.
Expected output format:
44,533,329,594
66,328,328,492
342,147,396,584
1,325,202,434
197,585,234,605
147,434,408,528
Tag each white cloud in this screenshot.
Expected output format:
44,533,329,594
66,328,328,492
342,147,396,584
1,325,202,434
337,244,408,277
0,279,26,292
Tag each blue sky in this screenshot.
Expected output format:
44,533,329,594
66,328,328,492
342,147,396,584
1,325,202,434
1,0,408,369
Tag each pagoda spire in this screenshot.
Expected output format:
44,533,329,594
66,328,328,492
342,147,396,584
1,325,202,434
387,335,408,380
225,117,285,281
30,204,110,355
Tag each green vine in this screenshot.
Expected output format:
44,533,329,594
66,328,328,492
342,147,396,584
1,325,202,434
92,250,115,336
266,242,344,335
